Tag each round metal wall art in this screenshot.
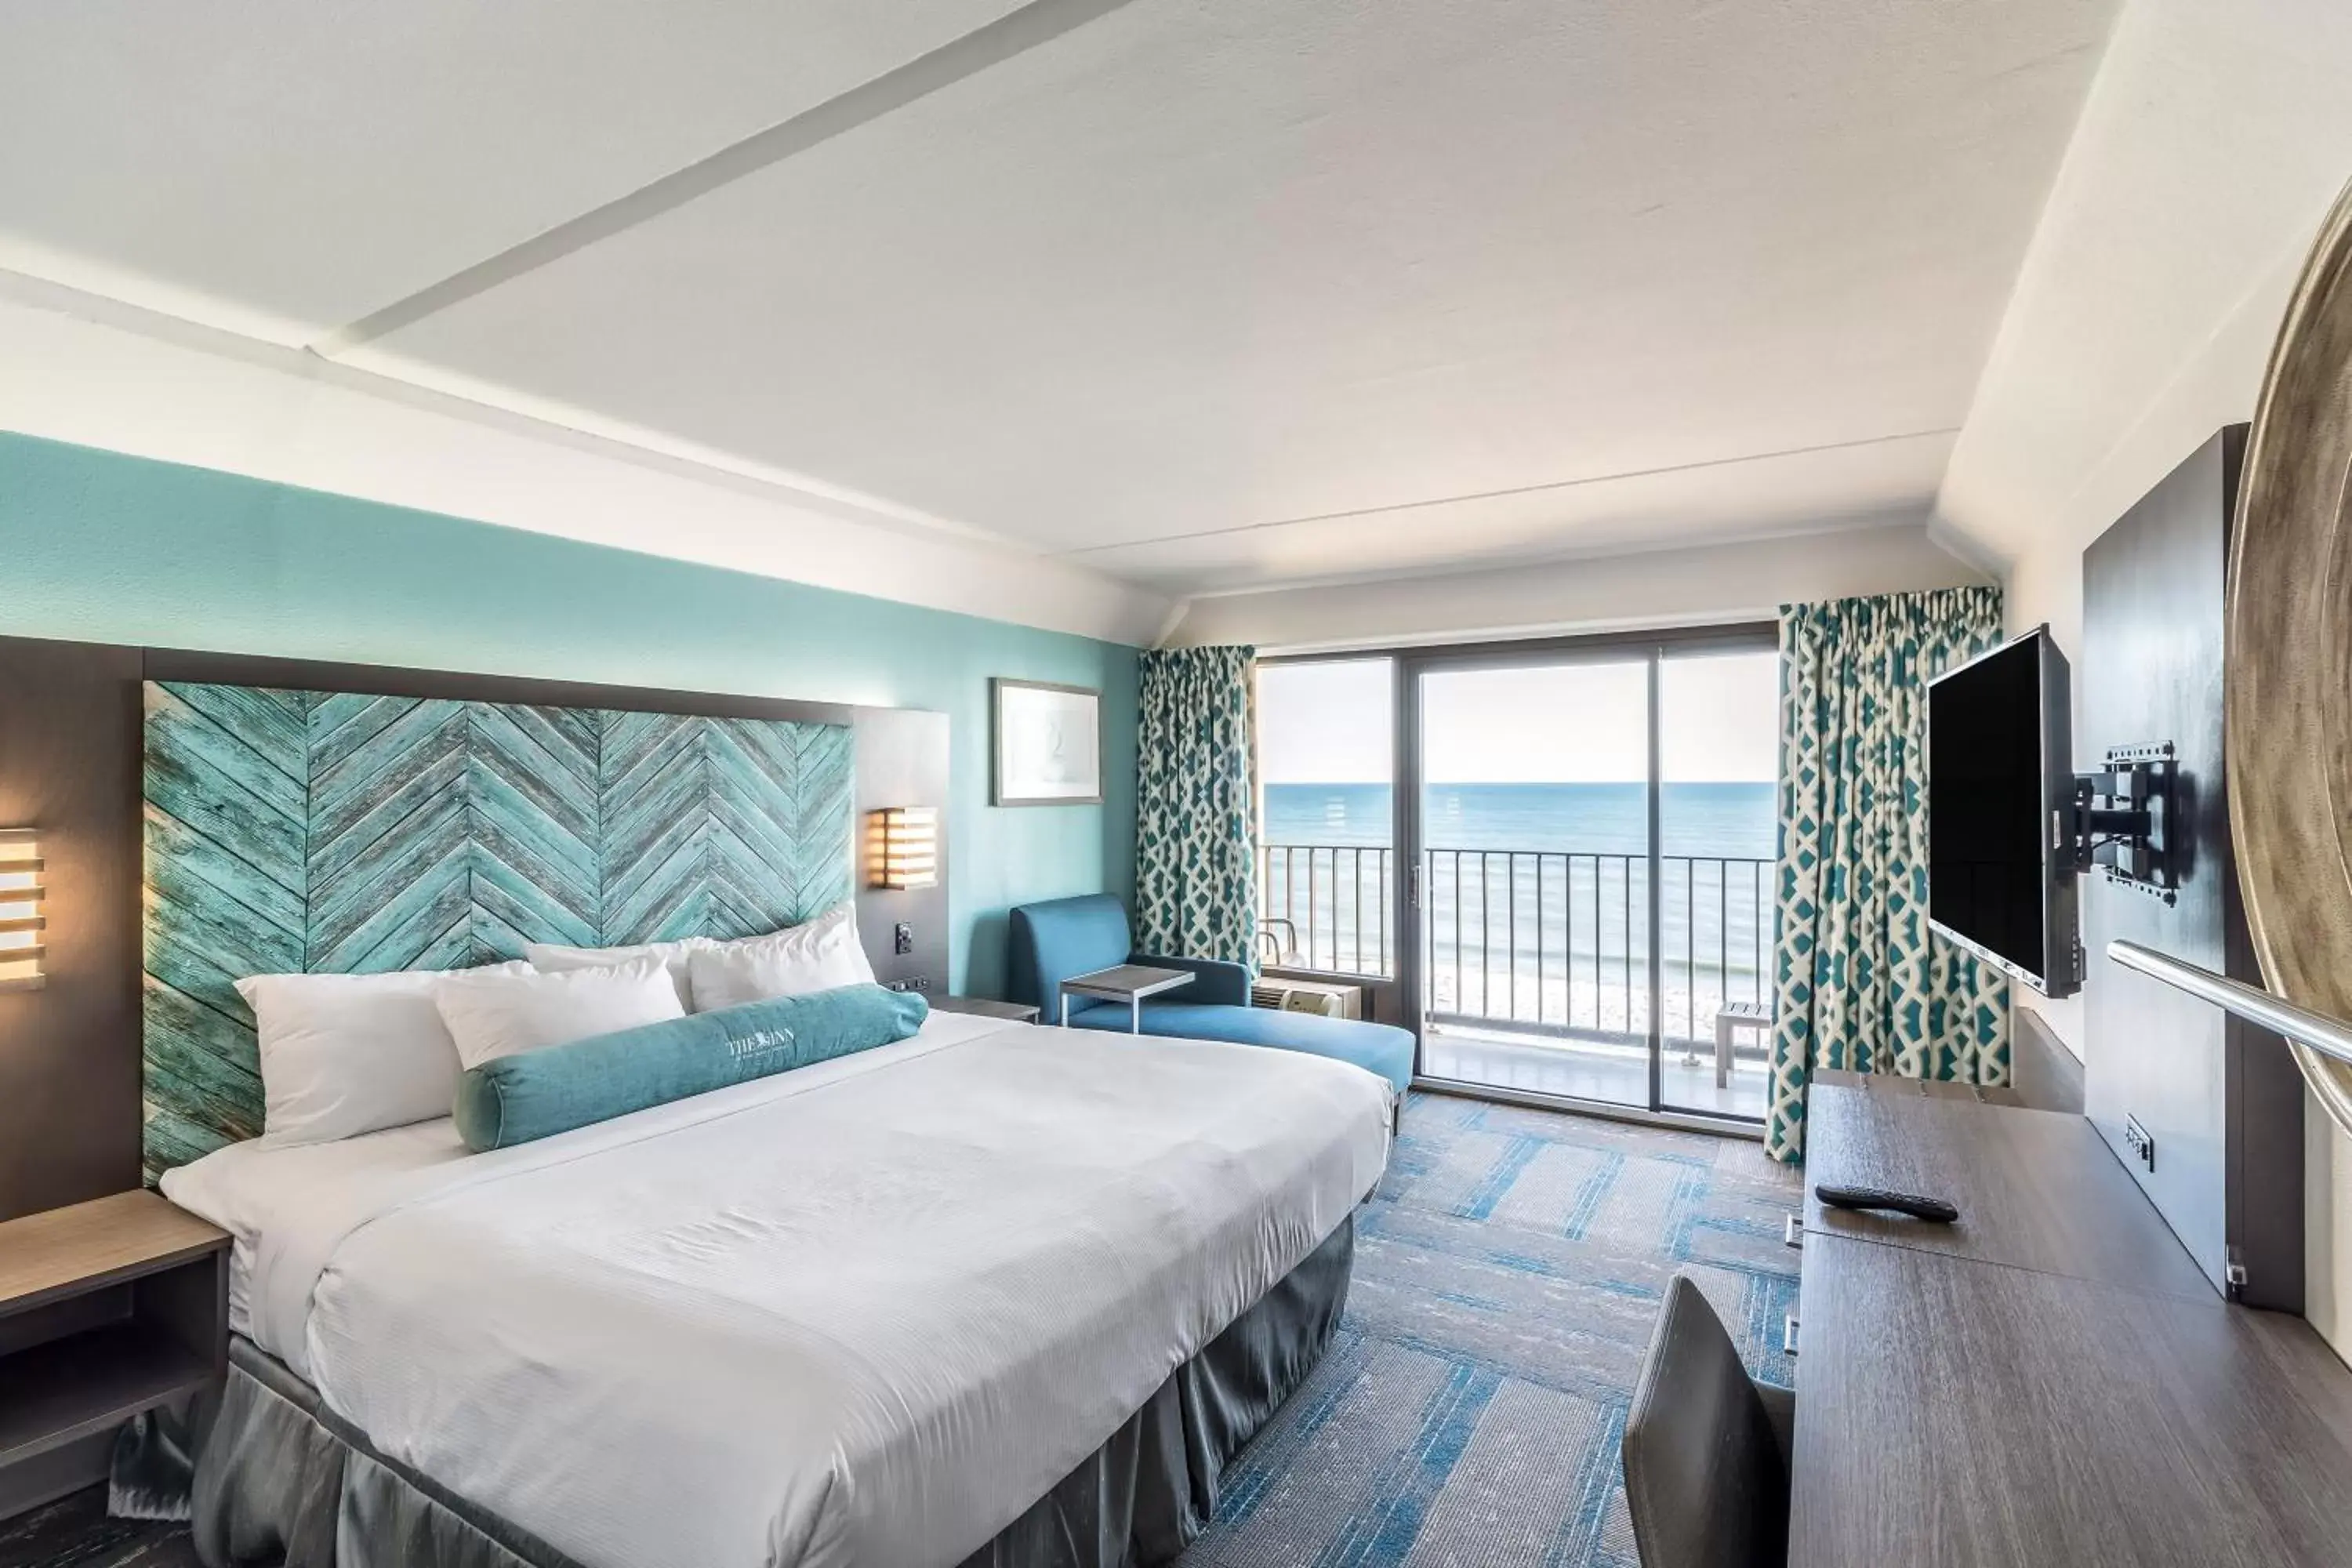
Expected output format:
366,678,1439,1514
2228,175,2352,1137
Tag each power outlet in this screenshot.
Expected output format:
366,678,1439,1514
893,921,913,956
887,975,932,993
2123,1114,2154,1172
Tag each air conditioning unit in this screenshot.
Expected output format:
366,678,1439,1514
1249,978,1364,1019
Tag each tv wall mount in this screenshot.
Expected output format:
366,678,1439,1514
2067,742,2177,905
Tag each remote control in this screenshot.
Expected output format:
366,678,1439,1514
1813,1184,1960,1223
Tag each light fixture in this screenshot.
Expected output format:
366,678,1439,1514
873,808,938,891
0,829,45,992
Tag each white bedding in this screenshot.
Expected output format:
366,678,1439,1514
163,1011,1391,1568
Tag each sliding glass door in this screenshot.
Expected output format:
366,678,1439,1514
1414,653,1655,1109
1256,626,1776,1127
1656,648,1778,1118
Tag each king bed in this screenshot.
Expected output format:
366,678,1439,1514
133,675,1392,1568
165,1011,1387,1568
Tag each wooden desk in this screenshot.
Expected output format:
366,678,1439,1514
1802,1077,2213,1300
1790,1081,2352,1566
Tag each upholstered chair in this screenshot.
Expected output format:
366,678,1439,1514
1621,1273,1794,1568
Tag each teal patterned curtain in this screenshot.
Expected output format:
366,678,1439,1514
1765,588,2010,1162
1134,646,1258,970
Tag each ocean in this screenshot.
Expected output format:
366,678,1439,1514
1265,781,1775,858
1261,782,1777,1041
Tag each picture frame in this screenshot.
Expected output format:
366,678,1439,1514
992,678,1102,806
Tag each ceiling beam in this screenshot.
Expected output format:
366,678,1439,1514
312,0,1149,358
1054,425,1965,557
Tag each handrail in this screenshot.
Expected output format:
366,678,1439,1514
2107,940,2352,1069
1257,842,1773,1045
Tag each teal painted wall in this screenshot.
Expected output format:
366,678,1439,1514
0,432,1139,996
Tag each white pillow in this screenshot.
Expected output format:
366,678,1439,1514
524,935,714,1008
686,905,875,1013
434,955,685,1069
238,962,529,1146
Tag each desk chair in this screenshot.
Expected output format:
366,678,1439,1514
1621,1275,1794,1568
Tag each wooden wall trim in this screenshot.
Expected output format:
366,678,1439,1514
140,647,858,727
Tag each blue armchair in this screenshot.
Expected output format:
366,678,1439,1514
1006,894,1414,1098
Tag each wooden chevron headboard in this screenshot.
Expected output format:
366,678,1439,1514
140,680,856,1181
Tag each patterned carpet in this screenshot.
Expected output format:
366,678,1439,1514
7,1093,1799,1568
1179,1091,1802,1568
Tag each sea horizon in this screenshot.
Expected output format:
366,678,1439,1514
1265,780,1776,859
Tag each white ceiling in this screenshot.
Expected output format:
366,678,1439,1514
0,0,2117,605
0,0,1029,338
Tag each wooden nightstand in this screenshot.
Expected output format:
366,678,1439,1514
930,995,1042,1024
0,1190,229,1516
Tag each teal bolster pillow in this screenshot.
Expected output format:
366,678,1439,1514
454,983,929,1151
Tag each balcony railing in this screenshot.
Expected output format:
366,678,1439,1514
1258,843,1772,1048
1259,844,1394,976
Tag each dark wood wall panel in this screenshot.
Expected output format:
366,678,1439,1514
0,638,144,1220
2081,426,2304,1311
0,636,951,1221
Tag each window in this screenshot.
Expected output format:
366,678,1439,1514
1257,659,1394,975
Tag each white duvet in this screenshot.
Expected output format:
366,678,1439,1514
162,1012,1391,1568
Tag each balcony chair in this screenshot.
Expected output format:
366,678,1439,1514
1621,1273,1795,1568
1006,894,1415,1101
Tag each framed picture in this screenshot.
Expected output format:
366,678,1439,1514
993,679,1102,806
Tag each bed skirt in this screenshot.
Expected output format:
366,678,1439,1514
169,1214,1354,1568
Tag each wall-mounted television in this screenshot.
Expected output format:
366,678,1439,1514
1926,626,2080,996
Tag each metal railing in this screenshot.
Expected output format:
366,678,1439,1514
1258,844,1393,976
1258,843,1771,1048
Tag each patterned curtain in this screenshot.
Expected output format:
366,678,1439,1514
1134,645,1259,970
1765,587,2011,1162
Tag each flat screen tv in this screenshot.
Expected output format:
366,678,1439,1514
1926,626,2078,996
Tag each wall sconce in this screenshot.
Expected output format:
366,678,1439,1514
0,829,45,992
872,808,938,891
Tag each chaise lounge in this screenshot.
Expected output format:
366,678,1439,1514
1007,894,1417,1100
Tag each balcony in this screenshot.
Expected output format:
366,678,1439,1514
1258,843,1774,1120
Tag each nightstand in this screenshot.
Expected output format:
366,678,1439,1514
0,1190,229,1515
930,995,1042,1024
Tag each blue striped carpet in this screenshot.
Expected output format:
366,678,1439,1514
1182,1091,1802,1568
